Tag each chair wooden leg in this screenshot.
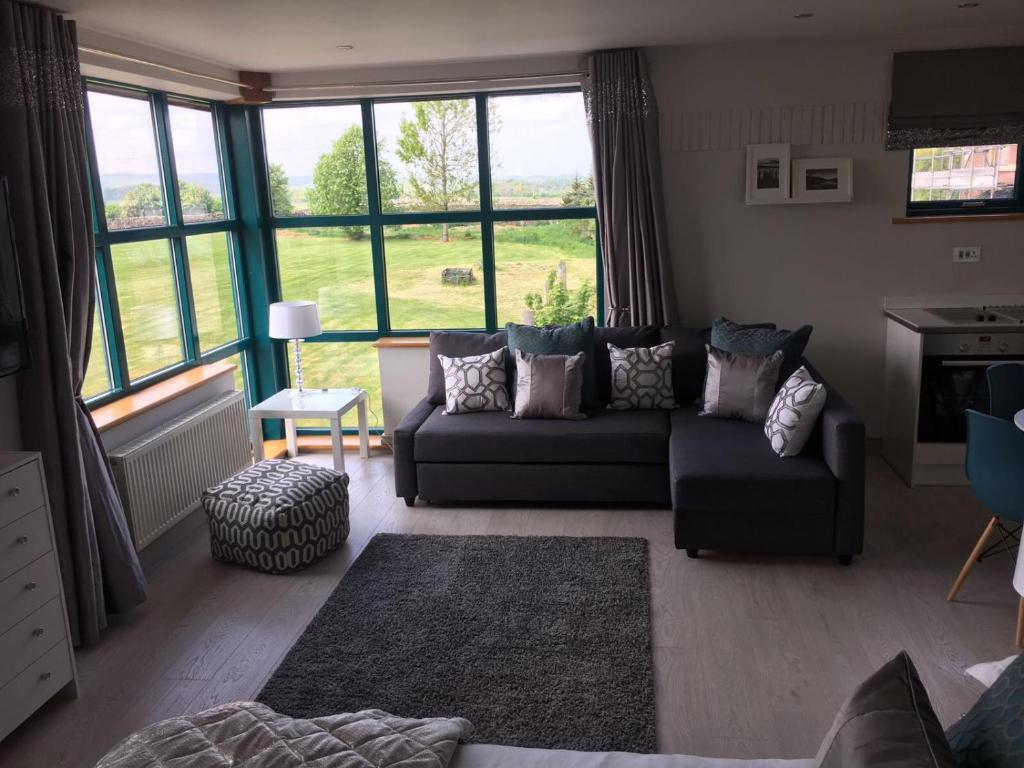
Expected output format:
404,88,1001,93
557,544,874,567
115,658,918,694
1017,599,1024,648
947,516,1000,602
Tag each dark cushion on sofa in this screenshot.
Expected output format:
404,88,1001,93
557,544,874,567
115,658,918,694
427,330,507,405
658,326,710,404
945,652,1024,767
414,406,670,464
669,405,835,515
507,317,598,408
594,325,660,403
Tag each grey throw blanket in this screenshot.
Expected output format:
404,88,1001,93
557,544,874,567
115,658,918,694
94,702,473,768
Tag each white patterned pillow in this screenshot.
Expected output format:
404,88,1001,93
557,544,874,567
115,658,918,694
438,348,510,414
764,366,827,457
607,342,676,410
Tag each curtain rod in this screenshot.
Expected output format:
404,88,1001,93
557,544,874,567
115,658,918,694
268,70,588,92
78,46,248,89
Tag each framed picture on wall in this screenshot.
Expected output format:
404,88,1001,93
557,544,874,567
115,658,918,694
792,158,853,202
745,143,791,204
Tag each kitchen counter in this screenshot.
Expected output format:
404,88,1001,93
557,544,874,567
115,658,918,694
884,307,1024,333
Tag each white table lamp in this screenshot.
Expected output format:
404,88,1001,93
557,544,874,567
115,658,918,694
269,301,321,394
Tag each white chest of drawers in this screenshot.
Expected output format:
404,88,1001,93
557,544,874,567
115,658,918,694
0,451,78,742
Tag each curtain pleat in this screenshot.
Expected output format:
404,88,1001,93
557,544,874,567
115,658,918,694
0,0,147,646
584,48,677,327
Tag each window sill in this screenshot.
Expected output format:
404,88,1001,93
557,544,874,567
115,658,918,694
892,212,1024,224
90,361,237,433
371,337,430,349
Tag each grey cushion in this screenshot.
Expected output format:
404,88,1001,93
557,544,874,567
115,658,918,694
415,405,670,464
701,347,783,422
659,324,776,405
595,325,660,402
507,317,598,408
670,406,835,516
946,652,1024,767
815,651,954,768
512,350,586,420
428,330,507,405
711,317,812,384
439,347,510,414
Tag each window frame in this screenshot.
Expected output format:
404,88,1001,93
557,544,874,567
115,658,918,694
83,79,253,408
905,143,1024,217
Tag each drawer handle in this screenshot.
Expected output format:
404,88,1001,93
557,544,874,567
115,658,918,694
8,486,20,497
32,627,45,638
39,672,52,682
25,581,37,591
15,535,29,545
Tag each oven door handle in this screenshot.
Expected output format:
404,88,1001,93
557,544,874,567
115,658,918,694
939,360,1008,367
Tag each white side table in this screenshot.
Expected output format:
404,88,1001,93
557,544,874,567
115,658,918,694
249,388,369,473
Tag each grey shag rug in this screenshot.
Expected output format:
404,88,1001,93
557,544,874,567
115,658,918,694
258,533,656,752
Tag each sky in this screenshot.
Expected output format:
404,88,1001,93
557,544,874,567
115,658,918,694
89,89,594,186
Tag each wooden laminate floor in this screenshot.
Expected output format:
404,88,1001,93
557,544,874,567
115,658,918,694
0,454,1016,765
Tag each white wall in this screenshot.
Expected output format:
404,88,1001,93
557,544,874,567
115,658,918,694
0,377,20,451
648,40,1024,437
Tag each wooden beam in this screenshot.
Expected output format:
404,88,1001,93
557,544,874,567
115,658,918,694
893,212,1024,224
228,71,272,104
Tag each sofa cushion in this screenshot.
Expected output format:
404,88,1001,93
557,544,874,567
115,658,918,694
507,318,598,408
415,405,670,464
658,326,710,405
669,406,835,515
946,651,1024,767
595,325,660,402
711,317,812,384
428,330,508,405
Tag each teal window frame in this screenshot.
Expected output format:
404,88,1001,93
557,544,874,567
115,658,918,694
256,87,601,433
83,79,255,408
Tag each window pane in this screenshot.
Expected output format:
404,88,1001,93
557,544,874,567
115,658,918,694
495,220,597,326
910,144,1018,202
374,99,479,213
83,298,111,399
187,232,238,351
276,227,375,331
262,105,365,216
87,89,166,230
489,92,593,209
110,240,183,380
168,102,225,223
383,223,484,330
286,342,382,429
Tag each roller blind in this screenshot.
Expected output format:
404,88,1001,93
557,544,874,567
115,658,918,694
886,46,1024,150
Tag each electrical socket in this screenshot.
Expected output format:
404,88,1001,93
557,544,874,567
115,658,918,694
953,246,982,263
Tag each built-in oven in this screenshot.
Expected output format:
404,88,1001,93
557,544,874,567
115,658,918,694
918,332,1024,443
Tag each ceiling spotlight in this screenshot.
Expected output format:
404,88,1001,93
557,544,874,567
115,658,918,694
793,11,814,19
957,1,979,6
336,44,355,51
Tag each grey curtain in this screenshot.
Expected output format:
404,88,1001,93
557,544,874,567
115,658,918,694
584,49,677,327
0,0,146,646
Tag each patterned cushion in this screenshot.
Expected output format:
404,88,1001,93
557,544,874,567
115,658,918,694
946,653,1024,766
203,460,350,574
701,346,783,422
711,316,813,384
438,347,510,414
511,349,587,420
764,366,827,457
607,342,676,410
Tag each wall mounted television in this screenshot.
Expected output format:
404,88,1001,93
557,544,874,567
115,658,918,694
0,178,30,378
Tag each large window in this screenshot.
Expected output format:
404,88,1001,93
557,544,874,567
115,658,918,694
907,143,1023,216
84,83,247,404
261,88,599,429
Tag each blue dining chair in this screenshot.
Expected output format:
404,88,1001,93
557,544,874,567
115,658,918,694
947,407,1024,646
987,362,1024,421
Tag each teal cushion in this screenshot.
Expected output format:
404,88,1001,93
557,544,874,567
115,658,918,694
506,317,597,408
711,317,813,383
946,653,1024,766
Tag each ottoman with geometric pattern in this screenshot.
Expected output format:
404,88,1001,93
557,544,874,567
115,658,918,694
202,459,350,574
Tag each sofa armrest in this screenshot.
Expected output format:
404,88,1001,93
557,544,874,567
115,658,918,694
819,386,866,557
394,397,436,501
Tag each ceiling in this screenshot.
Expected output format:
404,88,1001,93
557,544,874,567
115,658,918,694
62,0,1024,73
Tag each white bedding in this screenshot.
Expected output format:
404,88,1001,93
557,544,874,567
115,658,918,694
451,744,814,768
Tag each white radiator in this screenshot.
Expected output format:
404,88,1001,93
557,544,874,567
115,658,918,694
109,391,251,550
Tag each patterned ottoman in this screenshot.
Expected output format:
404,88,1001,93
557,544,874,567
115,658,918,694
202,460,350,574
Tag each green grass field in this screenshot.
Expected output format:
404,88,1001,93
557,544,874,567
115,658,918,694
85,220,597,428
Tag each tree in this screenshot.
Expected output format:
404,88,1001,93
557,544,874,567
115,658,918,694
396,100,477,241
121,183,163,220
268,163,293,216
179,181,222,217
524,270,595,326
561,173,595,207
308,126,399,238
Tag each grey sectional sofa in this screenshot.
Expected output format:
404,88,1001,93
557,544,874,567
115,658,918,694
394,325,865,563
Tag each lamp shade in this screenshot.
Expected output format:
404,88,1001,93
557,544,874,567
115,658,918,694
268,301,321,340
